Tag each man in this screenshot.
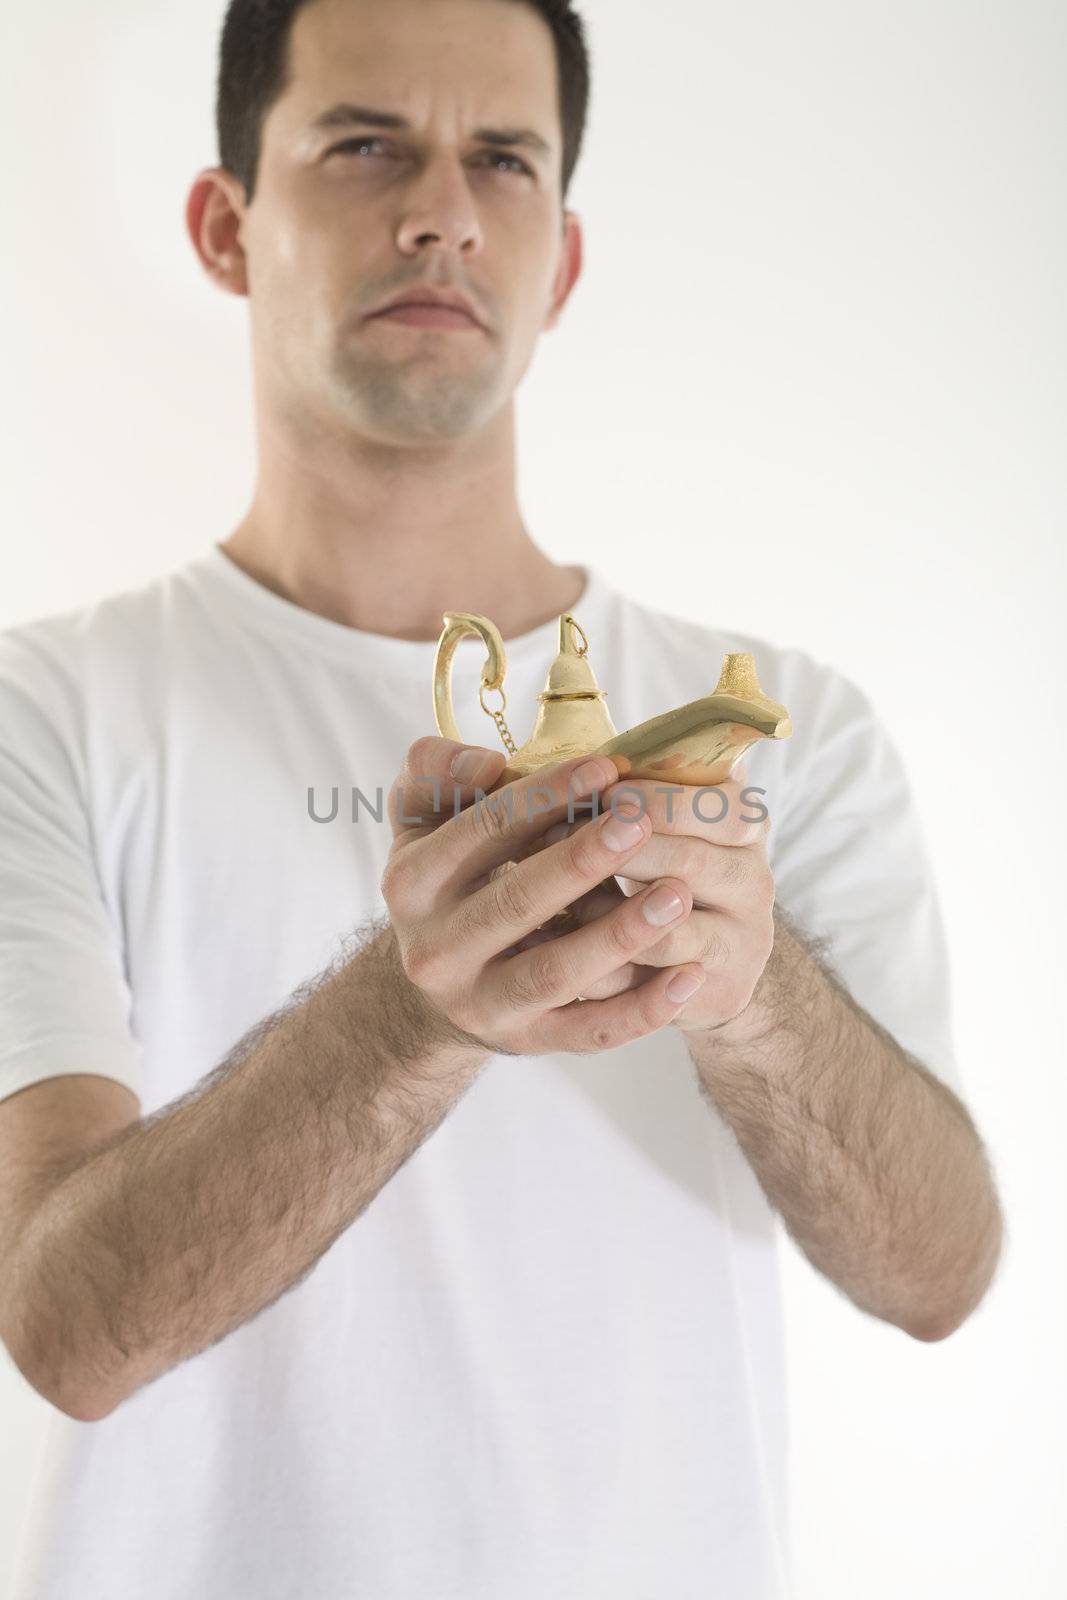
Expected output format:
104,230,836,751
0,1,1002,1596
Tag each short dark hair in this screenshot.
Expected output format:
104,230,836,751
216,0,590,206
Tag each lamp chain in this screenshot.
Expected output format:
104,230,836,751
478,683,519,758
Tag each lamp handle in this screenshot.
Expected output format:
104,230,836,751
432,612,508,744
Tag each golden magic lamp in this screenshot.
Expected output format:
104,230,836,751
432,610,792,788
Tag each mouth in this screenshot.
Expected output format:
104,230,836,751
368,302,482,331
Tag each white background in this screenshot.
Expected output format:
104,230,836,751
1,1,1064,1595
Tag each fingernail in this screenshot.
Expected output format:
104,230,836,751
451,748,493,785
572,759,613,797
642,886,685,926
602,807,645,852
667,971,705,1003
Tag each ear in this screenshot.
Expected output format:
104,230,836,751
185,168,250,298
542,209,583,333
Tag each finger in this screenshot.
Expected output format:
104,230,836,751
501,882,643,998
506,879,624,953
479,865,694,1016
530,963,708,1055
527,884,733,994
618,906,735,971
572,964,644,1001
434,753,621,890
552,901,740,989
533,820,765,915
588,831,767,910
599,774,771,848
500,880,622,955
502,927,645,1002
387,736,508,843
452,802,661,963
534,881,629,937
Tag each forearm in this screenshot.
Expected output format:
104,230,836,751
683,907,1003,1340
10,919,490,1420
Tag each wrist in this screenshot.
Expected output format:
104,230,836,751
359,921,495,1071
675,994,770,1050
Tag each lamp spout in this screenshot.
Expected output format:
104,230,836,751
594,652,792,788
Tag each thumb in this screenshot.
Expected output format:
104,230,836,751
449,742,508,790
387,736,507,841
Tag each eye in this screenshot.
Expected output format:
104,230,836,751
485,152,535,178
325,137,533,178
326,136,391,159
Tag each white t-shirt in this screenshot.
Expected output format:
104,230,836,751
0,546,961,1600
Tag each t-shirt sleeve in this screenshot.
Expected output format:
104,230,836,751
765,656,963,1097
0,635,143,1108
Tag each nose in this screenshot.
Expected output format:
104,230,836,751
394,152,486,259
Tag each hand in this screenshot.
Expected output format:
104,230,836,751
514,769,775,1036
381,738,709,1057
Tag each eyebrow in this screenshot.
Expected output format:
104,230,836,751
307,102,553,161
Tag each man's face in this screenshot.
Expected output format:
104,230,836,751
237,0,581,447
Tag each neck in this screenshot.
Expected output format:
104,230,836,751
220,400,585,641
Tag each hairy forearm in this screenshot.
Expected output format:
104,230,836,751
10,919,490,1420
683,907,1003,1340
